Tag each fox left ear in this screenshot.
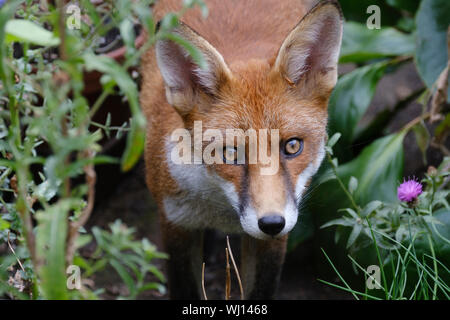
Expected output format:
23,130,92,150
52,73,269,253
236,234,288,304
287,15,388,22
155,22,232,115
274,0,343,97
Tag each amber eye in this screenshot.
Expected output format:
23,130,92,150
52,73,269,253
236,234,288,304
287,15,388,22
283,138,303,157
223,146,238,164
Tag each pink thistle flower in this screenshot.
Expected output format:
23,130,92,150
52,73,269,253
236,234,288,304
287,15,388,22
397,179,423,203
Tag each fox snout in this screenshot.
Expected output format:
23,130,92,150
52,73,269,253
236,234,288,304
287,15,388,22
236,162,299,239
258,215,286,236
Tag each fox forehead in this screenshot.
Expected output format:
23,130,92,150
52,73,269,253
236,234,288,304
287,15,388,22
188,59,329,137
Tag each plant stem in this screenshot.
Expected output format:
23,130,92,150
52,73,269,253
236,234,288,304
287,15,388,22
326,153,360,214
66,150,96,265
366,218,389,299
88,87,112,119
426,234,438,300
401,112,431,133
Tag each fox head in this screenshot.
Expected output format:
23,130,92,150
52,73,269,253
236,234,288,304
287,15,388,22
155,1,343,239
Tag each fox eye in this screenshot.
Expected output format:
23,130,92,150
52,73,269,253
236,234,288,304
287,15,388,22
283,138,303,157
223,146,238,164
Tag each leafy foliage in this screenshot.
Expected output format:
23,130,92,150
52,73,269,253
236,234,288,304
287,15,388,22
415,0,450,101
0,0,206,300
75,220,168,300
290,0,450,300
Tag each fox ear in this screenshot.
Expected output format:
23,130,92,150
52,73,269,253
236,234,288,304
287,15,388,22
274,1,343,97
155,22,232,113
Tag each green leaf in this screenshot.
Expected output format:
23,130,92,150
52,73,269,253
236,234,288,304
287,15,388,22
160,13,179,30
5,19,60,46
138,282,166,295
321,218,354,229
121,116,146,172
119,19,136,57
414,208,450,265
430,209,450,257
412,121,430,164
386,0,421,13
110,259,137,298
327,133,342,148
340,22,415,63
134,2,155,36
362,200,383,217
36,200,72,299
339,133,405,205
328,61,388,158
435,113,450,138
340,208,359,220
0,217,10,230
348,176,358,195
338,0,401,26
415,0,450,101
347,224,363,248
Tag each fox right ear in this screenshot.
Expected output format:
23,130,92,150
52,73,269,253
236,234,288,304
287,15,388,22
274,0,343,98
155,22,232,114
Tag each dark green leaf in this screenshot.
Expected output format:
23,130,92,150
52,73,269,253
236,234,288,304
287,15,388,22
386,0,421,13
412,121,430,164
339,133,405,205
328,61,388,158
415,0,450,101
340,22,415,63
339,0,401,26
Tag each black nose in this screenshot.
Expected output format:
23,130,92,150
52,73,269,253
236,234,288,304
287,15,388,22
258,215,285,236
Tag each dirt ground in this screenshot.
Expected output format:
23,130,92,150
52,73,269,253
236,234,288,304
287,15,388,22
86,62,440,300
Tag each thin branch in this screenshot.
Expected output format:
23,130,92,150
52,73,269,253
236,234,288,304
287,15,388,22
225,248,231,300
401,112,431,133
201,262,208,300
7,231,25,273
226,236,244,300
57,0,67,61
65,150,96,265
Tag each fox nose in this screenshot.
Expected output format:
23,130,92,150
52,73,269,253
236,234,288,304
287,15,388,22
258,215,285,236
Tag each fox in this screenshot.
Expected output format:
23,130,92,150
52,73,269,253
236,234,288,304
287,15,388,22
140,0,343,299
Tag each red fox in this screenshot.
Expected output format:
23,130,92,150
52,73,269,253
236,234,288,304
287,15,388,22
140,0,343,299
